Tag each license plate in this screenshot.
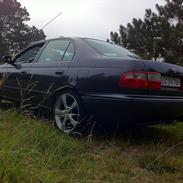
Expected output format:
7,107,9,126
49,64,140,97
161,76,181,88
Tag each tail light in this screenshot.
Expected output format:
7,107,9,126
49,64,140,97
148,72,161,89
119,71,161,89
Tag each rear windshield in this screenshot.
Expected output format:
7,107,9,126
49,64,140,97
85,39,141,60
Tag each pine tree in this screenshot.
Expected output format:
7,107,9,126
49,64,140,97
110,0,183,65
0,0,46,58
156,0,183,64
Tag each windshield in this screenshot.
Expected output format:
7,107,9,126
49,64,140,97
85,39,141,60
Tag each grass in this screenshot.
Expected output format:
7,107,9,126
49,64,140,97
0,110,183,182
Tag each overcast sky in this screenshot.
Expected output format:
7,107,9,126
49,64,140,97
19,0,165,40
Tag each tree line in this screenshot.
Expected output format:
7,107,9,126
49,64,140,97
0,0,46,59
109,0,183,65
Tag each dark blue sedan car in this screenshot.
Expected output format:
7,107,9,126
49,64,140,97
1,37,183,134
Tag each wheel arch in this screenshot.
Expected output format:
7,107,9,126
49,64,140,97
51,85,86,112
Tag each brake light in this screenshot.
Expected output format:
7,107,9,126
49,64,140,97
119,71,161,89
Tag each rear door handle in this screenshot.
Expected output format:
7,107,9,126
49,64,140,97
21,71,27,74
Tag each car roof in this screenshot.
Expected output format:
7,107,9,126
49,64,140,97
30,37,106,46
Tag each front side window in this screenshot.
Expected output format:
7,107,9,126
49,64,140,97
38,39,71,63
85,39,141,60
16,44,44,63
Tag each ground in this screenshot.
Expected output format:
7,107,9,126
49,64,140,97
0,110,183,183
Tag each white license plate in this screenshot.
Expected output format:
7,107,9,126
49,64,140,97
161,76,181,88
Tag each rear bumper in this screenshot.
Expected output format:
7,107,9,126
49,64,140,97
82,94,183,124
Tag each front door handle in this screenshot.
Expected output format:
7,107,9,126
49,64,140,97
55,71,63,75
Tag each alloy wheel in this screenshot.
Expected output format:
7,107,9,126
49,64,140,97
54,93,80,133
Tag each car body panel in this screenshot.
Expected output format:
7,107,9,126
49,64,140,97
0,63,32,101
82,93,183,123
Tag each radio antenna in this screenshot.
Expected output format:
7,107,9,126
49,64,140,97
41,12,62,30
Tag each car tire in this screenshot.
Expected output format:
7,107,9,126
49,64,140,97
53,90,88,134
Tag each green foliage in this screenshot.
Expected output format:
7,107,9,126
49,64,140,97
0,0,46,58
137,154,181,174
0,110,183,182
110,0,183,65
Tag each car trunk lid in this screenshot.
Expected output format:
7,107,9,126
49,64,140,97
143,60,183,96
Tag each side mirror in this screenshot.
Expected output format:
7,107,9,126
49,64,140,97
2,55,13,64
1,55,21,69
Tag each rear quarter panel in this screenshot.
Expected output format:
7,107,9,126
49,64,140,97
67,39,146,96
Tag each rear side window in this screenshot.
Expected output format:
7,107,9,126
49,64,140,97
85,39,141,60
38,39,70,62
63,42,75,61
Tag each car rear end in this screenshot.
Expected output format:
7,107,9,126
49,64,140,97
81,38,183,125
116,60,183,124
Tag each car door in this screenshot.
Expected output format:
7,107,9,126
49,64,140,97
27,38,75,109
0,42,46,102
